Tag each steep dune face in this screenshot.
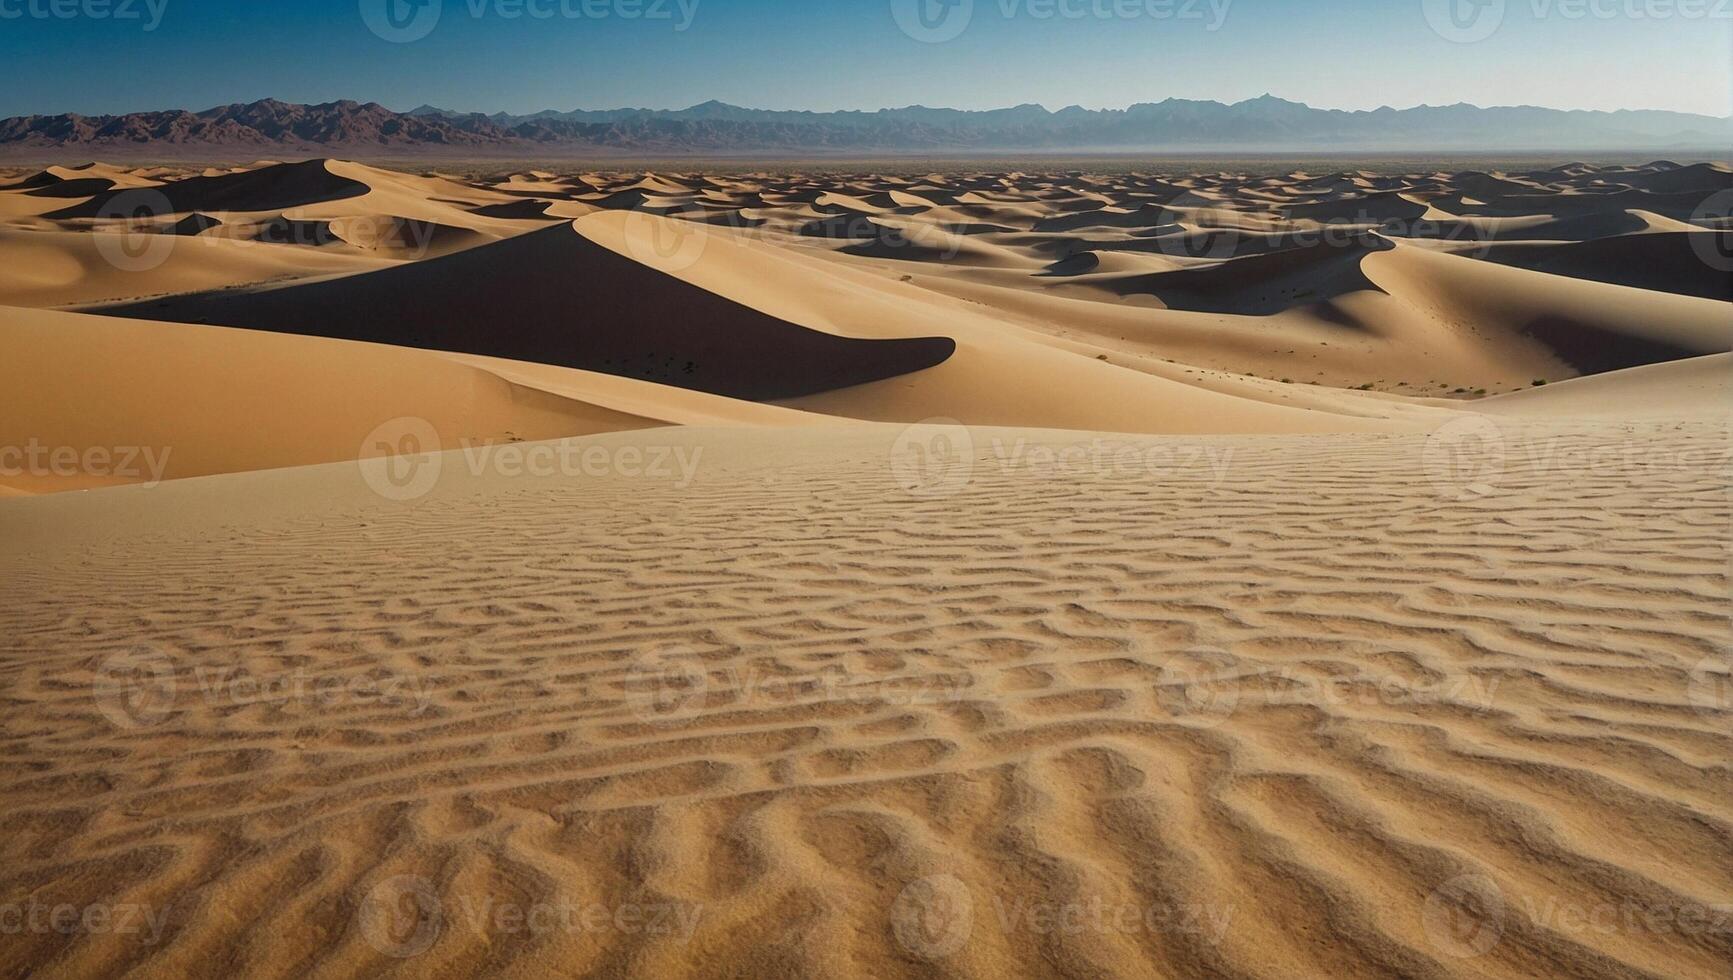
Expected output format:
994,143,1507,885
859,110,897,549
584,210,1441,434
0,306,846,494
93,220,959,401
0,306,654,492
1076,237,1393,315
1475,232,1733,301
1477,351,1732,417
1362,242,1731,375
0,226,397,308
42,159,370,219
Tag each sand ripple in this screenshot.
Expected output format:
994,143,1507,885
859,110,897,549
1,420,1727,978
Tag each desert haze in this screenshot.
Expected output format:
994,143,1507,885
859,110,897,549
2,96,1729,155
0,150,1730,980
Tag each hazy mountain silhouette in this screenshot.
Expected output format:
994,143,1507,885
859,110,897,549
4,96,1726,154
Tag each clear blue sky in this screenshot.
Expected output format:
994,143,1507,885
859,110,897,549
1,0,1727,117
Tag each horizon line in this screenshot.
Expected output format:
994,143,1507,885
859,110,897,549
10,94,1731,122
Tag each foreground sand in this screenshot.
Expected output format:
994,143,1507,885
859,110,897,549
2,378,1729,977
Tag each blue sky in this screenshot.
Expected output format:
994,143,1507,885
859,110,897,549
0,0,1727,117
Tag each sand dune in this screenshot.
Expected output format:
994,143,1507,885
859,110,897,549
1362,240,1730,375
0,156,1722,440
1478,350,1731,417
0,160,566,307
0,305,855,493
1475,231,1732,300
0,226,396,308
0,157,1729,979
92,219,958,401
0,154,1721,462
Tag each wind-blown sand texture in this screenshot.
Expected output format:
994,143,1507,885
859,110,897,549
0,157,1729,978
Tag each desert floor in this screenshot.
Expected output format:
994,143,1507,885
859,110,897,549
0,159,1729,978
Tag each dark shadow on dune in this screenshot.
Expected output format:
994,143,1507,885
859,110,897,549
168,213,222,236
44,160,368,219
1103,237,1394,315
1037,252,1101,277
1284,192,1429,225
23,177,128,199
465,200,562,220
1461,188,1715,221
1032,204,1177,234
1520,316,1710,375
1477,234,1733,302
92,221,956,401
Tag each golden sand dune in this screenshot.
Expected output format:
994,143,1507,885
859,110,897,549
0,157,1722,469
89,219,958,402
0,158,1729,978
0,227,397,308
0,160,563,307
0,305,842,493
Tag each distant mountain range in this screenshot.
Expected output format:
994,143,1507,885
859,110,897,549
2,97,1727,156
